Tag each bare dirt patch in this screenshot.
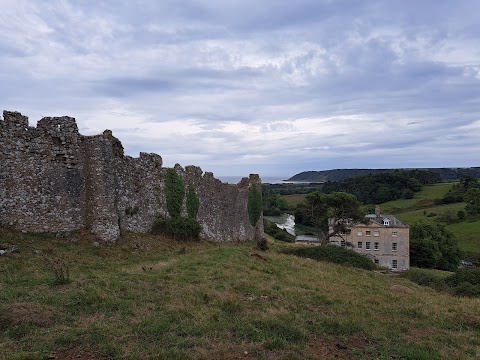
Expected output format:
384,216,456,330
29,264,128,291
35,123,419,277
305,334,374,359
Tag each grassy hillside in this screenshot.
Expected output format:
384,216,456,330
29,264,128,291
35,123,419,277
380,183,480,257
1,228,480,359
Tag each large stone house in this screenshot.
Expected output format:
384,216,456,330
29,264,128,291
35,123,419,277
330,206,409,271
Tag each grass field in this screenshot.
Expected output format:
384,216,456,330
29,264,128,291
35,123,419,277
381,183,454,213
379,183,480,257
282,194,306,207
1,228,480,359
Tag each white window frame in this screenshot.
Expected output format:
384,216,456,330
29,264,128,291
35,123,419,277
366,242,371,250
357,231,362,236
392,231,398,237
374,242,379,251
366,231,371,237
392,260,398,269
357,241,362,249
392,242,397,252
373,231,380,237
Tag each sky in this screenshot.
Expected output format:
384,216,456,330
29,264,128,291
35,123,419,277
1,0,479,178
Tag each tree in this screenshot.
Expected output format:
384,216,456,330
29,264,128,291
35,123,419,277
302,191,363,244
460,175,479,190
464,188,480,215
410,220,463,271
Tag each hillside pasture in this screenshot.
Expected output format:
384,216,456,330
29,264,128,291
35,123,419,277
0,228,479,359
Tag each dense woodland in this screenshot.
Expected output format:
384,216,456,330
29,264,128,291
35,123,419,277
321,169,440,204
288,167,480,183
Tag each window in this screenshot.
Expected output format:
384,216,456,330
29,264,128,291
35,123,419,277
392,242,397,251
383,219,390,226
392,231,398,237
373,231,379,237
374,242,379,250
357,231,362,236
366,231,371,236
341,240,346,247
357,241,363,249
374,259,379,265
366,242,371,250
392,260,398,269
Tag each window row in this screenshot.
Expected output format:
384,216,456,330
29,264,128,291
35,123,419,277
357,230,398,237
357,242,397,251
373,259,398,269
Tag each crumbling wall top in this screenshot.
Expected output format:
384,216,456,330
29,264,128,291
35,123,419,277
37,116,79,135
2,111,29,129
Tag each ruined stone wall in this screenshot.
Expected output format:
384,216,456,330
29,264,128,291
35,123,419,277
0,111,262,242
0,112,86,234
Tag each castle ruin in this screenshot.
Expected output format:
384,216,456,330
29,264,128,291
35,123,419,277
0,111,263,242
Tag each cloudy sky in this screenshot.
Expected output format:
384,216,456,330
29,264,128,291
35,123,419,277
1,0,479,178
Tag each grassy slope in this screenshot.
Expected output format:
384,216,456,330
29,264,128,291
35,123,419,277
380,183,480,257
1,229,480,359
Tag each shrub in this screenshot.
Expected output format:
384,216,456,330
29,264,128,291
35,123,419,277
402,269,447,292
151,217,201,240
403,268,480,298
457,210,466,220
283,245,376,270
451,282,480,297
256,237,269,251
445,268,480,287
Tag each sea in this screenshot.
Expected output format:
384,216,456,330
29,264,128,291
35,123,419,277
217,176,290,184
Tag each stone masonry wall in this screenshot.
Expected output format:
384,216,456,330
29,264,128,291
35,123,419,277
0,111,263,242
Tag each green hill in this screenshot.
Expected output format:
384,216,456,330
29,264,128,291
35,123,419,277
1,227,479,359
288,167,480,183
380,183,480,258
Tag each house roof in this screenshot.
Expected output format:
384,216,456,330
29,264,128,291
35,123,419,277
364,213,407,227
328,213,408,228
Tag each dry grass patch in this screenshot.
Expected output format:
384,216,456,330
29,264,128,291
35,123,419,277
3,302,58,327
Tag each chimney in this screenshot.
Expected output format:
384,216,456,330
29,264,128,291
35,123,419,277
375,205,381,216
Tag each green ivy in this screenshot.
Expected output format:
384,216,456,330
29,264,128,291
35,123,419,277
186,185,200,219
248,185,262,226
165,168,185,218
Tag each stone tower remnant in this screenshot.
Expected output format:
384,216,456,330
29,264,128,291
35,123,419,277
0,111,263,242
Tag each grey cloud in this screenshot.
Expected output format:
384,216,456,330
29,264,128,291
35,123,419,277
1,0,479,176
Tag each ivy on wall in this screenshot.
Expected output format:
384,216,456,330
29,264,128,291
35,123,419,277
186,185,200,219
165,168,185,218
154,168,201,240
248,185,262,226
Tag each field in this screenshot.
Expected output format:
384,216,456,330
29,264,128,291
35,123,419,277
1,228,480,359
380,183,480,257
282,194,307,207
